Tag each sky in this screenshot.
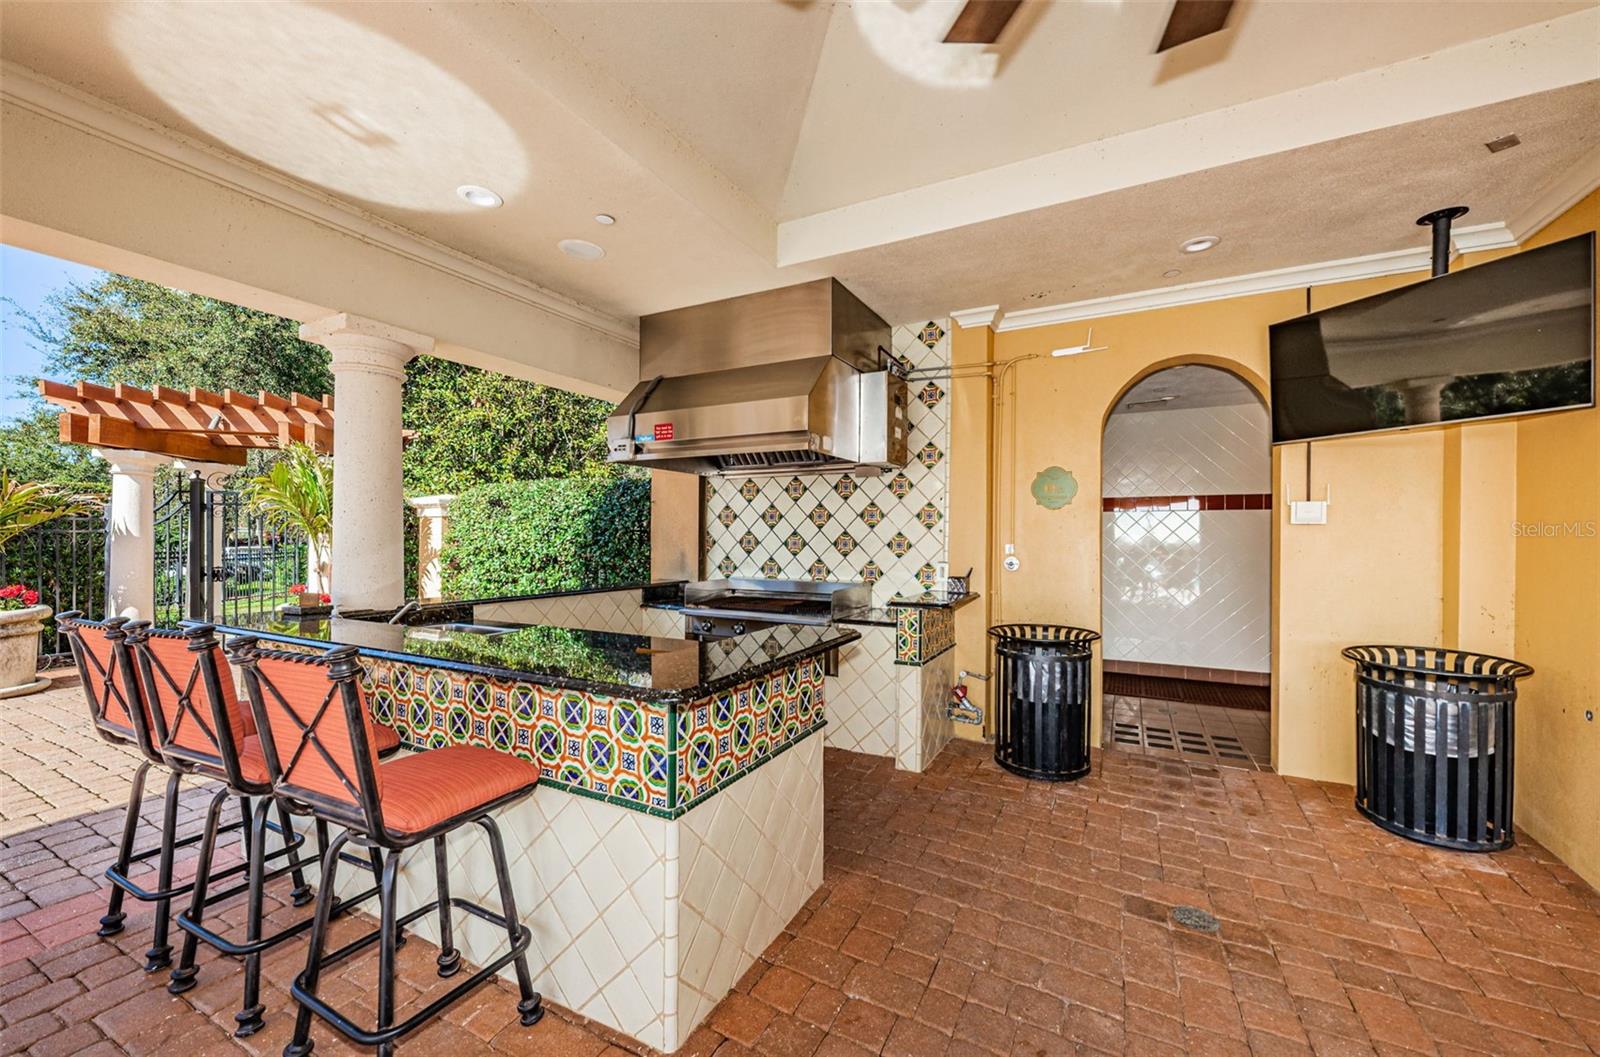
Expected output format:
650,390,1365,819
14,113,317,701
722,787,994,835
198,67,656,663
0,244,105,424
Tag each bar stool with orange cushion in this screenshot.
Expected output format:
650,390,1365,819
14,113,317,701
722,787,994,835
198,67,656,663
230,638,543,1057
126,622,398,1037
58,612,242,973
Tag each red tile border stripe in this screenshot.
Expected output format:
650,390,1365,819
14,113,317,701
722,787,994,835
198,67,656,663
1101,493,1272,512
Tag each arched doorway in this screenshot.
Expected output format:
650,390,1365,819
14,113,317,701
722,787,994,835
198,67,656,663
1100,365,1272,769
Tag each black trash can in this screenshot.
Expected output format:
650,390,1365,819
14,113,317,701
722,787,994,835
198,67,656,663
989,624,1100,781
1342,645,1532,852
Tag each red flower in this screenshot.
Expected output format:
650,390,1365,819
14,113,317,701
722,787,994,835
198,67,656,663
0,585,20,599
319,593,332,604
289,583,307,595
21,590,39,606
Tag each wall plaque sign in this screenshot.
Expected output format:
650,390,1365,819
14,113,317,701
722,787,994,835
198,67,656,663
1030,467,1078,510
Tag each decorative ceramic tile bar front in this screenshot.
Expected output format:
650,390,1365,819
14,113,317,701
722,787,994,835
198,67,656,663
204,586,854,1052
362,653,825,818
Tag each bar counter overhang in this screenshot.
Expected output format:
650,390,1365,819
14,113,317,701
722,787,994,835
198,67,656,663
197,589,859,1052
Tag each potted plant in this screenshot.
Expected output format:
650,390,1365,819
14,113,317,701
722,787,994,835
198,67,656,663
242,443,334,598
0,471,95,698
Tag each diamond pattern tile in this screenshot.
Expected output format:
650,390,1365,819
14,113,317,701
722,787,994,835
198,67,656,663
824,626,897,757
676,734,824,1040
702,321,950,600
1102,403,1269,498
357,733,824,1053
1100,398,1271,674
477,589,646,635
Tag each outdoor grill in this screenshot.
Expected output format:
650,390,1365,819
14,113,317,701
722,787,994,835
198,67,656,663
678,579,870,638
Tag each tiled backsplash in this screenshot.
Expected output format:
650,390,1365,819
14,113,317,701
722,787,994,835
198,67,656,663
704,321,950,601
1101,399,1271,674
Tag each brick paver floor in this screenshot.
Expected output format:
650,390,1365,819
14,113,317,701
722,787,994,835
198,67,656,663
3,680,1599,1056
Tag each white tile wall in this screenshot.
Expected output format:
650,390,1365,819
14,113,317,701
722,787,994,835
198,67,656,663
914,651,956,770
476,589,648,634
1101,400,1271,674
703,321,950,601
825,623,952,773
1102,404,1270,497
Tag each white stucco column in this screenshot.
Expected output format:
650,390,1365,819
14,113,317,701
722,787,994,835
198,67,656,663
299,313,433,612
95,449,170,621
405,495,454,602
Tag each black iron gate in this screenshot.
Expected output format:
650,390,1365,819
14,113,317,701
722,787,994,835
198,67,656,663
154,474,309,627
1,511,108,664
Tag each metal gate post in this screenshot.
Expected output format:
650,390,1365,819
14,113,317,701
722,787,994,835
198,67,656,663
185,472,208,621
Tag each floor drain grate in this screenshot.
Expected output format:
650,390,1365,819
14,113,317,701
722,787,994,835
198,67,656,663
1171,905,1220,933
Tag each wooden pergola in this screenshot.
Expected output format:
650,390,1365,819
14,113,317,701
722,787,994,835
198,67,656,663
38,379,334,466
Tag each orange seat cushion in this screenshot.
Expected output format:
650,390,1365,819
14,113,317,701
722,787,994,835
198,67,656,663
371,722,401,756
377,747,538,836
238,735,270,786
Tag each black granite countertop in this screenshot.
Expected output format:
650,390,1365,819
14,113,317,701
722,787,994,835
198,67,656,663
288,581,690,623
885,592,980,610
198,613,856,705
643,592,977,627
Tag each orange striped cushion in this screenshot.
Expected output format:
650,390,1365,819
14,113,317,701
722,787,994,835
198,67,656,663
371,722,401,755
140,636,254,757
377,747,538,836
77,628,140,736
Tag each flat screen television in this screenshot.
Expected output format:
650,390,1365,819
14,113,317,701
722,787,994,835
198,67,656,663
1269,232,1594,444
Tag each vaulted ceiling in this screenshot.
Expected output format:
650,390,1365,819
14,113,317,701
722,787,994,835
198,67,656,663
3,0,1597,328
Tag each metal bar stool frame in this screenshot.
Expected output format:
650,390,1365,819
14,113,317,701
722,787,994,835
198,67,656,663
58,612,261,972
231,637,543,1057
125,621,390,1037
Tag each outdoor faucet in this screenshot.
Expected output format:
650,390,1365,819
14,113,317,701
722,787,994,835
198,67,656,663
388,600,421,625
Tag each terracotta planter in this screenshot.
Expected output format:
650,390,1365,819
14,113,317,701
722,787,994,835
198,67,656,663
0,604,52,699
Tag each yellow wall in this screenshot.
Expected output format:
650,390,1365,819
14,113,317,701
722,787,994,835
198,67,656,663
948,324,996,736
1509,192,1600,889
958,190,1599,886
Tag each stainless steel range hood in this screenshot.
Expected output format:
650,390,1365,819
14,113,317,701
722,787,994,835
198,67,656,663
607,278,909,475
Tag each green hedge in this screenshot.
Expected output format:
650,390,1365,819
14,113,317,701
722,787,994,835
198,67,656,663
438,478,651,598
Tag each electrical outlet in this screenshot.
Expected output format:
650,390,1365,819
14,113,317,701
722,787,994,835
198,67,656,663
1289,500,1328,525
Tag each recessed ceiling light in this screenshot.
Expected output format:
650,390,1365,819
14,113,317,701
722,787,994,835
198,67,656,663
558,238,605,261
456,185,503,209
594,213,616,226
1162,268,1183,279
1180,235,1220,254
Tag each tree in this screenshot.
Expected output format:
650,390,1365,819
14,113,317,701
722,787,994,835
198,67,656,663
4,269,623,493
400,356,620,495
13,272,331,396
4,273,332,487
0,409,110,492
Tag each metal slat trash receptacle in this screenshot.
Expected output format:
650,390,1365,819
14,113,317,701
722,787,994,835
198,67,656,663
990,624,1100,781
1342,646,1532,852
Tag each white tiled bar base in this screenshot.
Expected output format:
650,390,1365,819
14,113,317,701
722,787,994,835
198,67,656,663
825,626,953,772
339,732,824,1052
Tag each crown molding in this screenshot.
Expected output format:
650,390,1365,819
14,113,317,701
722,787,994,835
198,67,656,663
950,305,1000,330
1505,141,1600,244
994,225,1523,333
0,62,639,349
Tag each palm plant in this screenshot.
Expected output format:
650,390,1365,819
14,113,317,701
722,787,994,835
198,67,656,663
0,470,97,552
242,442,333,591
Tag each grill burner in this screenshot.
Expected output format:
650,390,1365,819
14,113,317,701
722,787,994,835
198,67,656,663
678,579,871,638
688,593,831,617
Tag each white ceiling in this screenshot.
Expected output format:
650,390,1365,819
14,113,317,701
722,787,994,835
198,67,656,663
2,0,1598,329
